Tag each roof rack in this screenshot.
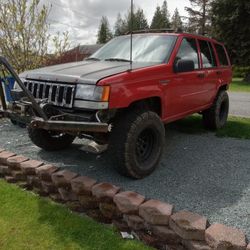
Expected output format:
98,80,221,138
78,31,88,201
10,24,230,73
126,28,183,35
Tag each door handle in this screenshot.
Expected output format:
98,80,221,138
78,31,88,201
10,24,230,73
197,73,205,78
216,71,222,75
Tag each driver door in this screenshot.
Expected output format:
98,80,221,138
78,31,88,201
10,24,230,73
165,37,206,118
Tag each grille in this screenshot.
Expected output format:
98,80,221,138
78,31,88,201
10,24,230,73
24,81,75,108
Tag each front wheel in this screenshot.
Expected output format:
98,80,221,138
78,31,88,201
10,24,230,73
108,110,165,179
202,90,229,130
28,127,75,151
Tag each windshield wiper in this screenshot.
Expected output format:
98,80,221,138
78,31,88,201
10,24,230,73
86,57,100,61
105,58,132,62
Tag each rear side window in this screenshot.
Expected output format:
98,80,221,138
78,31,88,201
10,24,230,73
215,44,229,66
199,40,217,68
176,38,199,69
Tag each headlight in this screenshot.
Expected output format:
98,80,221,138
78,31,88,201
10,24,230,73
75,85,110,102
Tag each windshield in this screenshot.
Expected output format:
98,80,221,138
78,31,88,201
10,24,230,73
90,34,177,63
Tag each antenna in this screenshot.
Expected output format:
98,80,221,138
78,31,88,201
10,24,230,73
129,0,133,71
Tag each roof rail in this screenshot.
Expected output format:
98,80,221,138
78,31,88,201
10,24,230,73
126,28,183,35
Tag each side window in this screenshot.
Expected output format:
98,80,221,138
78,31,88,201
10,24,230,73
199,40,217,68
176,38,199,69
215,44,229,66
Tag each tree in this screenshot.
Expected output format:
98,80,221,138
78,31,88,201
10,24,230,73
161,1,171,28
0,0,70,73
127,8,149,31
114,13,127,36
211,0,250,81
185,0,213,35
150,1,171,29
114,7,149,36
151,6,164,29
0,0,50,73
171,8,183,31
97,16,113,44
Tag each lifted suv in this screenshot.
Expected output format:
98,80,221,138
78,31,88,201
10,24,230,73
11,32,232,179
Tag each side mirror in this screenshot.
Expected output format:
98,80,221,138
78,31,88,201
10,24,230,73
174,59,195,73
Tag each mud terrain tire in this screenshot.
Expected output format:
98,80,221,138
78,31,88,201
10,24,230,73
109,110,165,179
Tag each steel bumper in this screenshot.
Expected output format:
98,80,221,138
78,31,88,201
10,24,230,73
30,118,111,133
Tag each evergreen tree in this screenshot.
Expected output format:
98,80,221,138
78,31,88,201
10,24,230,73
97,16,113,44
211,0,250,67
114,7,149,36
114,13,127,36
150,6,164,29
161,0,171,28
171,8,183,31
127,8,148,31
150,1,171,29
185,0,212,35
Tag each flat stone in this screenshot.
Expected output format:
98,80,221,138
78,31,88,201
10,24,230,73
0,165,10,175
0,151,16,164
85,209,110,224
7,155,29,170
41,181,57,194
114,191,145,214
78,195,99,209
169,210,208,241
4,176,17,183
205,223,247,250
99,202,121,219
36,165,58,181
150,225,181,244
26,175,41,188
139,199,174,225
183,240,212,250
58,188,78,202
71,176,97,195
123,214,145,231
0,148,5,153
51,170,78,188
11,170,26,181
20,160,44,175
92,183,120,202
133,231,163,249
247,244,250,250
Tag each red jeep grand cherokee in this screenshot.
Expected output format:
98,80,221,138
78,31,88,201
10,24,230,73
16,32,232,179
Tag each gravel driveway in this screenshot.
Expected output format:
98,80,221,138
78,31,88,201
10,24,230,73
0,119,249,239
229,92,250,117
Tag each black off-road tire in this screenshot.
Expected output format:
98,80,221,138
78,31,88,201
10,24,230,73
202,90,229,130
108,109,165,179
27,127,75,151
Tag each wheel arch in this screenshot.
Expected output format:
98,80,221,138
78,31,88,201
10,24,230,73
127,96,163,118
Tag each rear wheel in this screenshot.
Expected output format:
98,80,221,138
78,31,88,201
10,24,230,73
108,109,165,179
28,127,75,151
202,90,229,130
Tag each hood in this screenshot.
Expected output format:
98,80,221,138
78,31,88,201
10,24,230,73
19,60,155,85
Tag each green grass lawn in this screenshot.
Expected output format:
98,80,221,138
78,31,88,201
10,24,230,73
0,180,151,250
230,78,250,92
168,115,250,140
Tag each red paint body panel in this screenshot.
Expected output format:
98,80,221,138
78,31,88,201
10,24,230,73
98,33,232,123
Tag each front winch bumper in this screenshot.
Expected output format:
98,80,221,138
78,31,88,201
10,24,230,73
30,118,112,133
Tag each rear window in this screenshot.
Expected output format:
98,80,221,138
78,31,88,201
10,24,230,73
215,44,229,66
199,40,217,68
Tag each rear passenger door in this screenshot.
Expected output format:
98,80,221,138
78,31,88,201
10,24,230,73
214,43,232,86
198,39,218,104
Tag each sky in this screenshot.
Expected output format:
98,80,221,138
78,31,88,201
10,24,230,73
41,0,191,48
